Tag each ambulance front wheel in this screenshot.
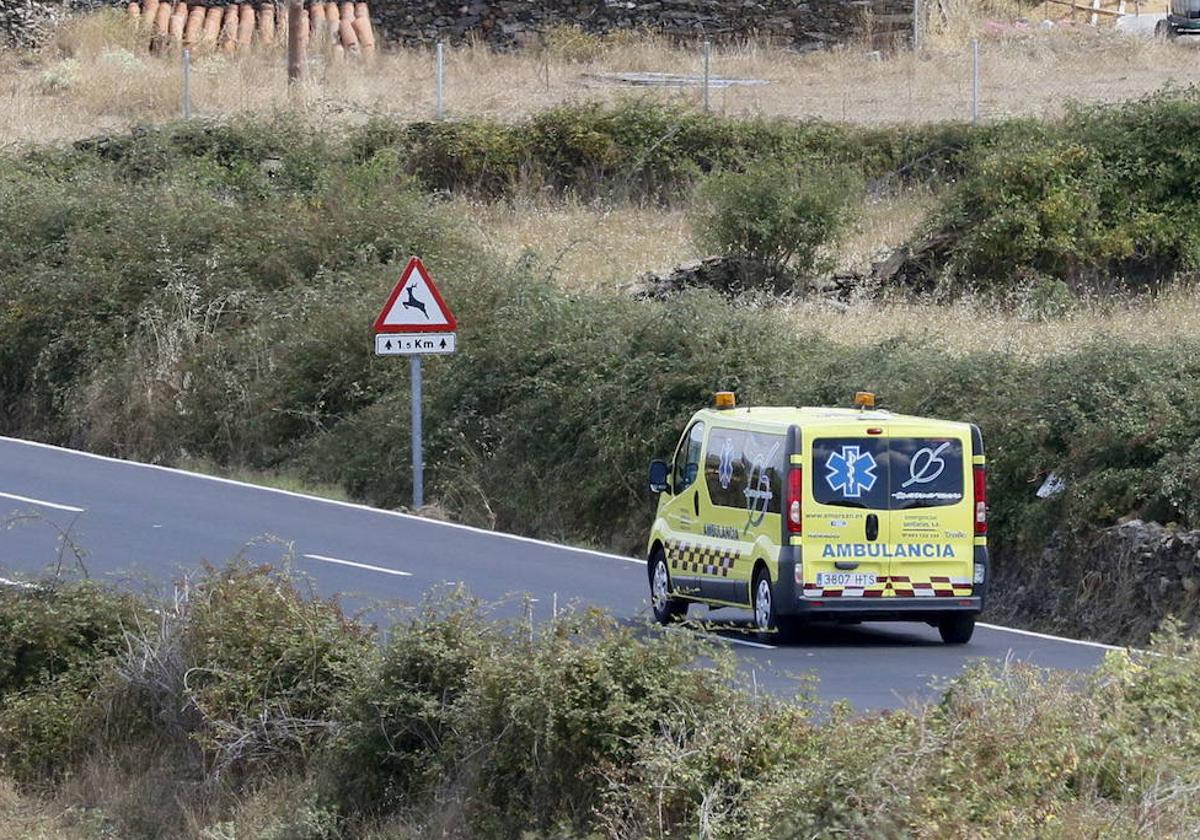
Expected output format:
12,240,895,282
938,613,976,645
650,551,687,625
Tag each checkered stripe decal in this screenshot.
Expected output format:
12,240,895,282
803,576,973,598
666,540,740,577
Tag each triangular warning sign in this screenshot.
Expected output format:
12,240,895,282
374,257,458,334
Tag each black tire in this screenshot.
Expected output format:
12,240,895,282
649,551,687,625
938,613,976,645
752,567,778,639
1156,19,1169,39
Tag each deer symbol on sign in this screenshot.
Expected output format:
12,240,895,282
401,283,429,319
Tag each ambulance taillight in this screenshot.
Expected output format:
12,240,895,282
787,467,803,534
973,465,987,534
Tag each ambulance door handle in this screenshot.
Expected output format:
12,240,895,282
693,491,700,517
865,513,879,542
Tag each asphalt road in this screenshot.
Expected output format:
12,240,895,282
0,435,1115,711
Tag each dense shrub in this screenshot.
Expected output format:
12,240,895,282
0,580,146,695
0,565,370,792
688,161,861,290
0,581,148,782
5,577,1200,838
916,89,1200,293
111,563,374,779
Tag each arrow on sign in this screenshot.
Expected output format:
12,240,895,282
439,338,446,348
386,340,393,350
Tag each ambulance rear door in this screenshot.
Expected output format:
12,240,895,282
884,431,974,599
804,427,892,599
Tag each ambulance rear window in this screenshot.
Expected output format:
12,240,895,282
888,438,964,510
812,438,889,509
812,437,964,510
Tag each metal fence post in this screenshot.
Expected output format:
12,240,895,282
181,48,192,118
435,41,445,120
971,39,980,126
702,40,711,113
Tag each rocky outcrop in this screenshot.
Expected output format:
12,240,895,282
990,520,1200,647
629,254,870,300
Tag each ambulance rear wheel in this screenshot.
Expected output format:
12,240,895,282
938,613,976,644
753,569,778,638
650,552,687,625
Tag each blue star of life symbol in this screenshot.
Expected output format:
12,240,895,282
717,437,735,489
825,446,878,499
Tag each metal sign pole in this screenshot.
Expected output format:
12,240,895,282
410,355,424,508
702,40,711,113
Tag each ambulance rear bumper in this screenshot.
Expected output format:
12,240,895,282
775,544,988,619
779,596,982,621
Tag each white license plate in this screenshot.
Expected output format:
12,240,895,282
815,572,877,588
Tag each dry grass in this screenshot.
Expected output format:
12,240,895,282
451,197,698,292
450,187,936,292
453,197,1200,359
0,777,89,840
775,288,1200,359
1,9,1196,148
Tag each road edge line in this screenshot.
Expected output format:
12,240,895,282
2,436,642,566
977,622,1125,651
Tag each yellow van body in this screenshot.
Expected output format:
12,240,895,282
645,402,988,643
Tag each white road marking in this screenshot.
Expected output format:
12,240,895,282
720,635,777,650
671,625,776,650
2,437,641,565
302,553,412,577
0,576,39,589
977,622,1125,651
0,491,85,513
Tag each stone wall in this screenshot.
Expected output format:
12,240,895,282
2,0,915,51
989,520,1200,646
373,0,915,51
1,0,64,48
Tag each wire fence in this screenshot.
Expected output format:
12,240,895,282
148,12,1184,129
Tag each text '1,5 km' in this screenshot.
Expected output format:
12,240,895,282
375,333,456,355
373,257,458,508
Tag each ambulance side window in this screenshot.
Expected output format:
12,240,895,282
706,429,785,515
674,422,705,493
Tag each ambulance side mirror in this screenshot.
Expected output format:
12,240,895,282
648,460,670,495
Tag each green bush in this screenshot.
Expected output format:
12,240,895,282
326,595,785,836
179,564,372,730
916,89,1200,294
4,577,1200,836
0,581,147,783
0,666,108,784
125,563,374,777
0,580,147,696
688,161,861,291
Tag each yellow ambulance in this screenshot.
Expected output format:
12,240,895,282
645,392,988,644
